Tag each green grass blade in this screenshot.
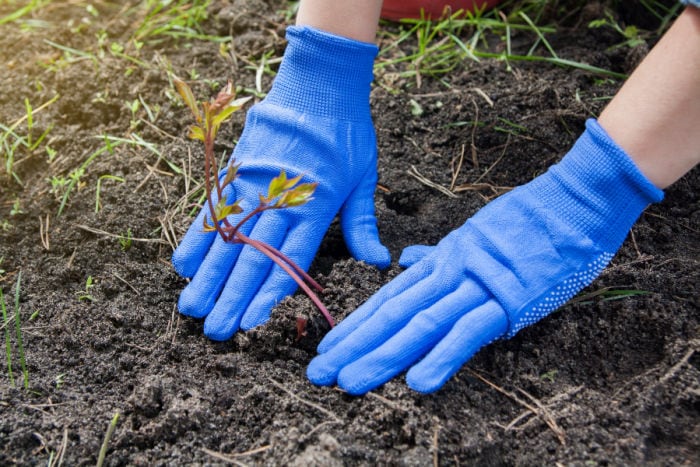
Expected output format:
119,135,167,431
96,412,120,467
44,39,97,63
518,11,558,59
0,0,49,26
13,272,27,389
1,287,14,387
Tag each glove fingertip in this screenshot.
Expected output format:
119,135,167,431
306,356,339,386
204,319,239,342
398,245,433,268
240,310,271,331
337,368,377,396
177,286,209,319
405,369,445,394
171,248,194,278
354,242,391,270
316,334,337,354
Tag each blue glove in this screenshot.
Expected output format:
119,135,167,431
307,119,663,395
171,26,390,341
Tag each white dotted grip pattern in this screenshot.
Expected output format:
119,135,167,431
509,251,614,336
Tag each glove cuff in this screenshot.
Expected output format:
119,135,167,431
264,26,378,120
531,118,664,251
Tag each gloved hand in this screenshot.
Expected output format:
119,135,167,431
172,26,390,341
307,119,663,395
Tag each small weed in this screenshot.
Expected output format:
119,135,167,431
138,95,160,123
494,117,527,136
23,98,54,152
540,369,557,383
45,145,57,162
295,316,308,342
118,228,133,252
588,12,646,50
409,99,424,117
1,94,59,184
125,99,141,130
10,199,23,216
44,39,98,66
76,276,95,302
55,373,65,389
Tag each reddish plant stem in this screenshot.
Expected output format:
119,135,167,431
203,136,230,242
236,231,334,327
238,233,324,293
219,204,325,293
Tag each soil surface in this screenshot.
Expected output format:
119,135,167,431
1,1,698,465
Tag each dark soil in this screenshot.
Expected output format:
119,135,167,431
1,1,698,465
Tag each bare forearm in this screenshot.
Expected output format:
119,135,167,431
599,6,700,189
296,0,383,43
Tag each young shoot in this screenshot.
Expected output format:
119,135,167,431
173,76,334,328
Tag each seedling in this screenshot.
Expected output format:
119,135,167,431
173,76,334,327
10,199,23,216
589,12,646,50
125,99,141,130
118,228,133,252
55,373,65,389
1,94,59,184
76,276,95,302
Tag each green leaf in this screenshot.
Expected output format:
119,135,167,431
217,200,243,219
221,160,241,187
211,104,239,134
267,171,304,202
623,25,639,40
266,170,288,201
188,125,204,141
214,196,242,220
173,76,201,122
279,182,317,207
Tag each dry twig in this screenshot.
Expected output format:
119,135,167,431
202,445,272,466
468,369,567,445
269,378,341,423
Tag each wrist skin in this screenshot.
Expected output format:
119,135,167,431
296,0,383,43
598,6,700,190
